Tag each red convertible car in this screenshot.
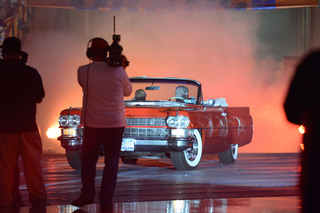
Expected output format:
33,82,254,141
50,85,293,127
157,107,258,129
57,77,253,170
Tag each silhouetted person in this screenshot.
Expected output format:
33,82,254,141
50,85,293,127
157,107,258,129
284,50,320,213
0,37,47,212
72,37,132,212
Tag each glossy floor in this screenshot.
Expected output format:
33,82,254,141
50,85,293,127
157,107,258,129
18,196,300,213
15,153,301,212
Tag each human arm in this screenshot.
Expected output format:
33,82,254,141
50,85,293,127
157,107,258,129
30,67,45,103
122,69,132,97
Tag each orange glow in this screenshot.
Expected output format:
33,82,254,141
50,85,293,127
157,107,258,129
298,125,305,151
24,9,304,154
298,125,306,134
46,127,61,139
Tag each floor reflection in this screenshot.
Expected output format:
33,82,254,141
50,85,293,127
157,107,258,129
16,154,300,212
18,196,299,213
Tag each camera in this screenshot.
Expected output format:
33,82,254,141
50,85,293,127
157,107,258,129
107,34,129,68
106,17,130,68
107,37,124,67
112,34,120,43
20,51,28,64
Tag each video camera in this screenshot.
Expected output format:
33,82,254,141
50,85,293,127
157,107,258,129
106,17,129,68
0,47,28,64
20,51,28,64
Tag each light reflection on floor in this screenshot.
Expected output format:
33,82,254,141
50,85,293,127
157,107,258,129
18,196,300,213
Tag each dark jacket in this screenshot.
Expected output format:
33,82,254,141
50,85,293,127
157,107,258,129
284,50,320,133
0,59,45,133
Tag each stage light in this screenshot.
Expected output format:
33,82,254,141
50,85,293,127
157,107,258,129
46,127,61,139
298,125,305,151
298,125,305,134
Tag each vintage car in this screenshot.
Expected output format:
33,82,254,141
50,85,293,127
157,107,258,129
57,77,253,170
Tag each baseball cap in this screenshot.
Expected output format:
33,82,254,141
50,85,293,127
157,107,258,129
0,37,21,53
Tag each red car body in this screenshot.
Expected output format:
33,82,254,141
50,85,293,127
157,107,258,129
58,77,253,170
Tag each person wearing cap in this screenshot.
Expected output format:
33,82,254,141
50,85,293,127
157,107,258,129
72,37,132,211
0,37,47,212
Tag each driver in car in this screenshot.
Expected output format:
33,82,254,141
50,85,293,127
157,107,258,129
133,89,146,101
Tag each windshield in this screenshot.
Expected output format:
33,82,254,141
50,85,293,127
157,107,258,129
124,80,200,104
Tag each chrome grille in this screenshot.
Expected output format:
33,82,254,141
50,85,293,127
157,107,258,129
124,128,169,139
126,118,166,126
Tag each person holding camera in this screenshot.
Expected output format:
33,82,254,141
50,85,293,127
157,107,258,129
0,37,47,212
72,37,132,212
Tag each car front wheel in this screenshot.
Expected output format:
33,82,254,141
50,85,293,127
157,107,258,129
218,144,238,164
170,129,203,170
66,150,82,170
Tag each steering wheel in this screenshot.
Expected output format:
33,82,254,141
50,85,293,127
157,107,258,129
169,97,185,103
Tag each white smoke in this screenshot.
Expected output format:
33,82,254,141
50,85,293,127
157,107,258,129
23,8,301,153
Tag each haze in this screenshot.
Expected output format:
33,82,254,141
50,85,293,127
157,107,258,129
22,8,302,154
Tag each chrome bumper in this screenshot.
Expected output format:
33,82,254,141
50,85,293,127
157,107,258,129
58,136,83,151
122,137,195,152
58,136,194,152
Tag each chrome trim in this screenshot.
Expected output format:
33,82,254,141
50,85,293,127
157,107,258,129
124,128,169,139
125,101,186,107
68,140,83,146
133,139,167,146
126,118,166,126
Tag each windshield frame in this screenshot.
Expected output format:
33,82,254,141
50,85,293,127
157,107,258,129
128,77,203,105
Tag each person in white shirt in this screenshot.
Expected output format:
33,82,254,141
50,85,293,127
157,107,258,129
72,37,132,211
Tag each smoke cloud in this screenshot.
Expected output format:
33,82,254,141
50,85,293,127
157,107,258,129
23,7,302,154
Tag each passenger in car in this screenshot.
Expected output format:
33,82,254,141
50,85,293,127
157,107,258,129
133,89,146,101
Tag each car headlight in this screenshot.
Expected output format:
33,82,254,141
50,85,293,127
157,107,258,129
59,115,81,127
59,115,69,126
69,115,81,127
166,116,190,128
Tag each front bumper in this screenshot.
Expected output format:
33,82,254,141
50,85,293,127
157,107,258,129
58,127,195,152
58,136,83,151
121,136,195,153
58,136,195,152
